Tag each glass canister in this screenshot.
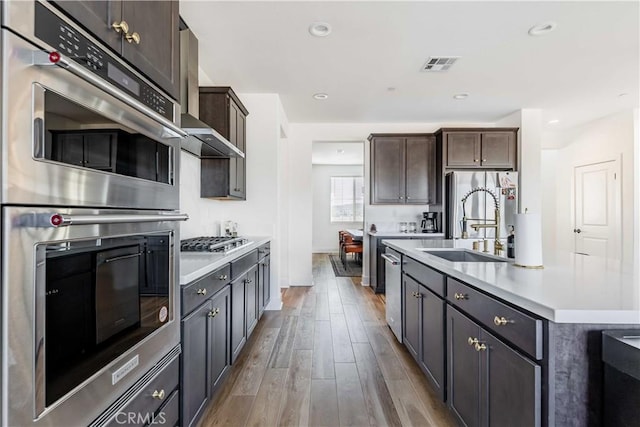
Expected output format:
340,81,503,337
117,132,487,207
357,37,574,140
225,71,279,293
399,222,408,233
408,222,417,233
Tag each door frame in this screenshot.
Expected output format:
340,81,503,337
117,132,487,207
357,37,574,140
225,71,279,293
572,156,622,258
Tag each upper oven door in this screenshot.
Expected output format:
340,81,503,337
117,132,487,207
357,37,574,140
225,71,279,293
1,14,184,210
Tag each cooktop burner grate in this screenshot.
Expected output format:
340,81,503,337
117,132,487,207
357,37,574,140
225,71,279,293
180,236,251,253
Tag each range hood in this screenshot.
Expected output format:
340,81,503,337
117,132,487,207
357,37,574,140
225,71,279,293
179,29,244,158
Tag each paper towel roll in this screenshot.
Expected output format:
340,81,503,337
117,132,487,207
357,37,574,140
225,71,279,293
514,213,544,268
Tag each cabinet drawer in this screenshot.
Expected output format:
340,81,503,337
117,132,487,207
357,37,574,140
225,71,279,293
231,250,258,280
447,278,543,360
182,264,231,316
403,257,445,297
106,356,179,427
153,390,179,427
257,243,270,260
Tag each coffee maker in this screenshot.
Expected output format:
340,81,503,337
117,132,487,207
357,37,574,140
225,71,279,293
421,212,440,233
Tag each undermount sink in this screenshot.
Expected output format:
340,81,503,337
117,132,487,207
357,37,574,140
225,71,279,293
420,250,507,263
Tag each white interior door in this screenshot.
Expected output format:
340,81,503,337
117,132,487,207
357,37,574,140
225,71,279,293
574,160,621,259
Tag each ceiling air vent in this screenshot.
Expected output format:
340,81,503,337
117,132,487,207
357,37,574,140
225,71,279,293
421,56,459,72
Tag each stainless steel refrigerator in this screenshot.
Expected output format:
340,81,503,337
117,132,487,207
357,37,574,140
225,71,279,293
445,171,518,240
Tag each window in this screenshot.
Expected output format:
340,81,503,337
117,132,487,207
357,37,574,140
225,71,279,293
330,176,364,222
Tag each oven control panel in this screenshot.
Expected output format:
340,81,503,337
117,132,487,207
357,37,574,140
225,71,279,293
34,2,173,121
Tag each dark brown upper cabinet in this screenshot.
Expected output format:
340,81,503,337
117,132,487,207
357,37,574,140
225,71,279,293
199,87,249,200
369,134,439,205
52,1,180,100
437,128,518,170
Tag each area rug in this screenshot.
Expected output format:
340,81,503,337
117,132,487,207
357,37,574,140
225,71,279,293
329,254,362,277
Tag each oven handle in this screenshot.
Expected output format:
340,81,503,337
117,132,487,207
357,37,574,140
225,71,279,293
49,213,189,227
32,51,188,140
104,252,143,264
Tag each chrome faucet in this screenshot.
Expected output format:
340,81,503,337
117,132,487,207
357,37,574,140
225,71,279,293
460,187,504,255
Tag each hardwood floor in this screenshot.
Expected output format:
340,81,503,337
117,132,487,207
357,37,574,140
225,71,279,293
198,254,455,427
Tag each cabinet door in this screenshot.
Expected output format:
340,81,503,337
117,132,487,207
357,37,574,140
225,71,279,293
245,265,259,338
446,132,481,167
53,134,84,167
402,275,421,359
480,132,516,169
52,1,122,53
261,255,271,309
371,137,405,204
405,136,435,204
84,133,114,171
230,274,246,363
210,287,231,395
483,331,541,427
448,308,482,427
181,301,212,427
419,286,445,400
121,1,179,99
234,112,246,199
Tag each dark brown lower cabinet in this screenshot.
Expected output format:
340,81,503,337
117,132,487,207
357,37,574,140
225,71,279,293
258,254,271,316
181,286,231,427
245,265,259,338
448,307,541,427
230,275,247,363
402,274,445,400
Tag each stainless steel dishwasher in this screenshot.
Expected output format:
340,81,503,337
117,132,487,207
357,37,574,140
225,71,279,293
382,247,403,343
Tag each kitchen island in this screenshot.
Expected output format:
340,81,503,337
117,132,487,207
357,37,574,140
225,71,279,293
382,238,640,427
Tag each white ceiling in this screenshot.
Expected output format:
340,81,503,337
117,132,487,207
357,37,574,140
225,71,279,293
312,141,364,165
180,1,639,129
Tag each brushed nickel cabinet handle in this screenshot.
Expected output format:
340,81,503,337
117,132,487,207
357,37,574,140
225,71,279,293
112,20,129,34
493,316,510,326
197,288,207,296
218,274,228,280
151,389,165,400
475,342,487,352
468,337,479,346
454,292,467,300
125,31,141,44
208,310,217,318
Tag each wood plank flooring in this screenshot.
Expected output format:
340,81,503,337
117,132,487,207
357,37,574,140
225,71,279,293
198,254,455,427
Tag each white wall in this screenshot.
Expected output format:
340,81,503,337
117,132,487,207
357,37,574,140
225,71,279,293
312,164,364,253
179,93,288,309
289,121,495,287
542,110,636,266
540,150,558,253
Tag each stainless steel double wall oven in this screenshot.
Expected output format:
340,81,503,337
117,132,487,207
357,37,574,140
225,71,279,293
1,2,187,425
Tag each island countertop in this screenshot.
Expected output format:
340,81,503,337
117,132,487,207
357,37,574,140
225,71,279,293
382,239,640,324
180,236,271,285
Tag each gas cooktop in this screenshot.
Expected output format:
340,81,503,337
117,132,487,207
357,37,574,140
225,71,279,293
180,236,252,254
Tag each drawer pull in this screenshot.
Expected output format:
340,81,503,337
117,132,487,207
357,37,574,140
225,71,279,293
208,308,220,318
112,20,129,34
151,389,165,400
493,316,510,326
197,288,207,296
454,292,468,300
467,337,479,346
218,274,228,280
475,342,487,352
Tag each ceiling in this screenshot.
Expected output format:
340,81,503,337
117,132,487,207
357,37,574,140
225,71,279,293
180,1,639,129
312,141,364,165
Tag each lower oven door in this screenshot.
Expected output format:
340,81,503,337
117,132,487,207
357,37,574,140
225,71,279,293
1,206,187,426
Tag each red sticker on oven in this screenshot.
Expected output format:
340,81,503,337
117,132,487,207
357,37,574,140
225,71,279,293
159,306,168,323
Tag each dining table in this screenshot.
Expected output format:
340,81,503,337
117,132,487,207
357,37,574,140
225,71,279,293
345,229,363,242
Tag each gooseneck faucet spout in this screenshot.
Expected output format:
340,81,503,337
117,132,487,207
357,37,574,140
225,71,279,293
460,187,504,255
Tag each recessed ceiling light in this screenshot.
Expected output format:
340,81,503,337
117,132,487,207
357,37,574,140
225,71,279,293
309,22,332,37
453,93,469,100
618,93,628,97
528,22,557,36
387,87,396,92
337,149,345,154
313,93,329,100
548,119,560,124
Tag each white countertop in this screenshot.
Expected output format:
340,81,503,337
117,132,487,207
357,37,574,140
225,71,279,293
383,239,640,324
368,231,445,238
179,236,271,285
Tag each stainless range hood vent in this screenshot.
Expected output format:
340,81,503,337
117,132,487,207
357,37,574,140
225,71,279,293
179,29,244,158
